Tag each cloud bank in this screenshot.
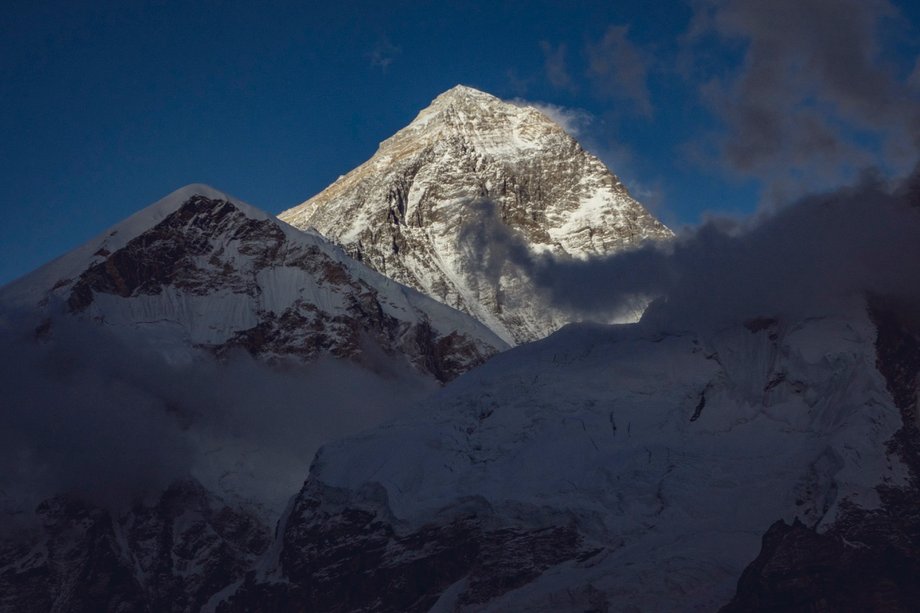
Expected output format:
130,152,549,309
0,312,436,528
460,169,920,332
685,0,920,198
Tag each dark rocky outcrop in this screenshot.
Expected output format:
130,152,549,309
722,518,920,613
0,480,270,613
217,483,588,612
68,196,282,312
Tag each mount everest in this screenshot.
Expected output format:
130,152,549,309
280,85,671,345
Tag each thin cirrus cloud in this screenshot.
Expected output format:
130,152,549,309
910,57,920,90
585,25,654,118
539,41,578,93
539,25,654,119
368,37,401,71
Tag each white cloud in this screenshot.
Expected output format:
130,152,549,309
368,37,401,71
509,99,593,137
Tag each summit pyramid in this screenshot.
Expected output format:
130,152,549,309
280,85,672,345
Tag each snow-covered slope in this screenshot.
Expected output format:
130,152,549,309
217,295,920,611
1,184,507,381
279,86,672,345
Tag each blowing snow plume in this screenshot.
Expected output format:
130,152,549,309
459,169,920,332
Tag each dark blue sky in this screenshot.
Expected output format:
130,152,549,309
2,0,919,285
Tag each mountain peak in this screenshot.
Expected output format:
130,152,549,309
150,184,269,219
0,185,276,307
431,84,499,104
280,86,672,345
408,85,546,133
2,184,506,380
164,183,229,203
374,85,571,170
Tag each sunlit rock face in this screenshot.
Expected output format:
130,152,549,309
280,85,672,345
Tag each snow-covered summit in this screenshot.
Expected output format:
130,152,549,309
430,84,500,105
280,86,672,345
2,184,265,303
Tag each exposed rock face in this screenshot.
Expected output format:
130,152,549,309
2,185,507,382
721,519,920,613
280,85,672,345
0,480,270,613
65,195,288,312
217,483,592,612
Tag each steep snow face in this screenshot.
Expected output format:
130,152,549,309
279,85,672,345
1,185,507,381
221,303,915,611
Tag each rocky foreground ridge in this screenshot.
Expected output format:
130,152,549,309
215,297,920,612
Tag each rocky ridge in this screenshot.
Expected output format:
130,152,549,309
1,184,507,382
720,298,920,612
0,480,269,613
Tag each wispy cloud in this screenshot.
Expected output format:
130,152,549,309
511,99,593,137
505,68,535,97
909,56,920,91
540,41,577,92
684,0,920,200
368,36,401,71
